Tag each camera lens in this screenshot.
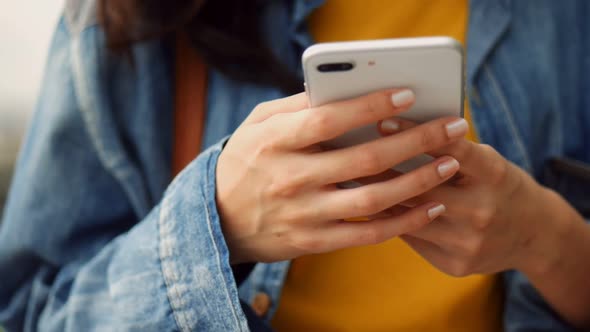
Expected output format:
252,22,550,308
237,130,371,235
340,63,353,70
317,62,354,72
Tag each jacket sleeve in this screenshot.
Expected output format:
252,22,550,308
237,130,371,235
0,17,250,332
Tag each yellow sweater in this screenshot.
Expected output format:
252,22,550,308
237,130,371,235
271,1,502,331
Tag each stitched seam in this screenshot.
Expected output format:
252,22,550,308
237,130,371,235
158,200,190,332
484,64,532,171
201,151,245,331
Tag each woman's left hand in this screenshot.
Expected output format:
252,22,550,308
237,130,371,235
379,118,571,277
379,117,590,328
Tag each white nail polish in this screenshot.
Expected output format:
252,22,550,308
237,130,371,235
391,90,415,107
427,204,446,220
445,118,468,138
437,159,459,178
380,119,400,132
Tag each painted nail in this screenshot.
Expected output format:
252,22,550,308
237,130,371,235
445,118,468,138
391,89,415,107
427,204,446,220
380,119,400,133
437,158,459,178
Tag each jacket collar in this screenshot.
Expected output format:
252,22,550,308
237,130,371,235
467,0,512,83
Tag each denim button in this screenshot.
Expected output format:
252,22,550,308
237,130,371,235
251,292,272,317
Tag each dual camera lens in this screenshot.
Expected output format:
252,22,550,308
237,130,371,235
317,62,355,72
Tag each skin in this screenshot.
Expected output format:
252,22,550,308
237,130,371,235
378,116,590,328
216,89,464,262
216,89,590,328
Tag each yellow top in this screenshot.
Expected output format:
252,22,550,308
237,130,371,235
271,1,502,331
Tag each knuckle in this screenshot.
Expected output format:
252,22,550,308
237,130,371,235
472,207,495,230
291,170,313,191
354,147,383,175
266,177,299,199
404,212,431,232
246,145,273,172
287,232,324,253
354,190,382,215
305,111,332,138
301,203,321,221
474,144,507,185
414,171,436,192
253,139,280,159
248,151,269,170
449,141,475,163
279,209,303,227
363,92,384,115
419,128,438,150
462,237,484,256
489,160,508,185
358,91,392,119
358,227,382,246
267,111,290,123
252,101,272,115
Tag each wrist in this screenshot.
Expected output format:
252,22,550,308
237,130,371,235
515,188,575,278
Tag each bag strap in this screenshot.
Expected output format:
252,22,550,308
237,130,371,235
172,33,208,177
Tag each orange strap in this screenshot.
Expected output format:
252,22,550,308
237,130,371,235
172,33,208,177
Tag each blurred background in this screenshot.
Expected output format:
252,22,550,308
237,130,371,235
0,0,63,214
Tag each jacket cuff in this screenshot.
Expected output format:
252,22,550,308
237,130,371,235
158,138,249,331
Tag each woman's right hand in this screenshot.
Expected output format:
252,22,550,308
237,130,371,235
215,89,468,264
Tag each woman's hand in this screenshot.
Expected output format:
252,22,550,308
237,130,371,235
380,117,590,327
379,117,581,277
215,90,467,264
403,140,557,275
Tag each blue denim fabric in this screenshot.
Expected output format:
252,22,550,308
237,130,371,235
0,0,588,331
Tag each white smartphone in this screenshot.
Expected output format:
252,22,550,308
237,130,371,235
302,37,464,174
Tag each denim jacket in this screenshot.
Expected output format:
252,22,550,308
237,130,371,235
1,0,589,331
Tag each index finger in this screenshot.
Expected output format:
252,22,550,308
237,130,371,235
377,117,490,180
245,92,308,124
276,89,416,149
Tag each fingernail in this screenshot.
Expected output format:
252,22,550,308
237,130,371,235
391,89,415,107
437,158,459,178
380,119,400,133
445,118,468,138
427,204,446,220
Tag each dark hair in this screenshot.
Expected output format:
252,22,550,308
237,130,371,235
98,0,301,94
